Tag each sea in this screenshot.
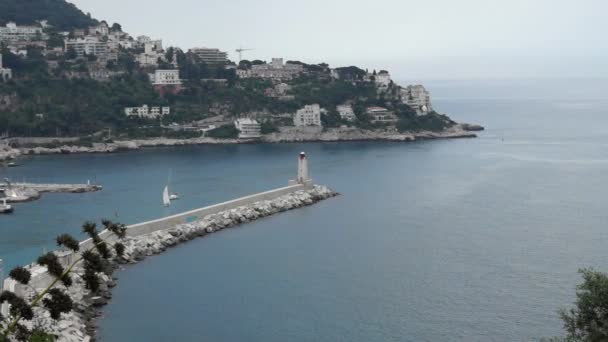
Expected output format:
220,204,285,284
1,78,607,341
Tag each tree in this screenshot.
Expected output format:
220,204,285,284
65,47,77,60
560,268,608,341
111,23,122,32
0,220,127,342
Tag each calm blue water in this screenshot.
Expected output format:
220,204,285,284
2,79,608,341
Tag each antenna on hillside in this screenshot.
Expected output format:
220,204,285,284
235,47,254,62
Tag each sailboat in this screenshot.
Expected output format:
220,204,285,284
162,171,180,207
162,185,171,207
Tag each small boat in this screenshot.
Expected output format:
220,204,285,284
169,193,179,200
0,199,13,214
7,162,17,167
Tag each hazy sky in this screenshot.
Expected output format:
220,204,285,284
70,0,607,80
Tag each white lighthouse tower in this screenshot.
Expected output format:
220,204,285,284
289,152,312,186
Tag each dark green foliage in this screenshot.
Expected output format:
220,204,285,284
42,289,73,320
260,121,278,134
82,268,99,292
82,221,98,237
206,124,238,139
8,296,33,320
27,330,56,342
56,234,80,252
396,111,454,132
114,242,125,258
14,324,30,342
102,220,127,239
560,268,608,341
8,267,31,285
82,250,103,273
0,0,97,30
36,253,71,287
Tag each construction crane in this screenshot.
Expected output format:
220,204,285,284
235,47,254,62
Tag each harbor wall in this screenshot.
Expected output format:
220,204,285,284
2,182,309,311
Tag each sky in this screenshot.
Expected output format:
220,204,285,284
69,0,607,80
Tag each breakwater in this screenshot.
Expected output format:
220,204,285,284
1,182,102,203
2,183,337,342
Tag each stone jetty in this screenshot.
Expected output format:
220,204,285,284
6,185,337,342
1,183,102,203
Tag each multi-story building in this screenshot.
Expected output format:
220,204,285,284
367,106,397,123
136,42,164,67
240,58,304,80
65,37,117,61
124,105,170,119
0,22,46,44
401,85,433,115
234,118,262,139
149,69,182,85
88,21,109,36
375,71,391,87
337,104,356,121
190,47,228,63
136,36,163,50
294,104,323,127
0,54,12,81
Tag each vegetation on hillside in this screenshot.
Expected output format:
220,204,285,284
0,0,97,30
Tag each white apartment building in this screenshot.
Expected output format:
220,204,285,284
0,54,12,81
190,47,228,63
124,105,170,119
136,36,163,50
0,22,45,43
234,118,262,139
136,43,164,67
149,70,181,85
294,104,323,127
367,106,397,123
65,37,117,61
336,104,356,121
243,58,304,80
375,71,391,87
89,22,109,36
401,85,433,115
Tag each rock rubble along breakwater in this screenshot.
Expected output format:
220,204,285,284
8,185,337,342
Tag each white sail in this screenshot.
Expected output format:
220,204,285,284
163,185,171,207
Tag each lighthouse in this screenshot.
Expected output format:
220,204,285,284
289,152,312,186
297,152,309,183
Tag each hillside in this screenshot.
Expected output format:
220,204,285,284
0,0,97,30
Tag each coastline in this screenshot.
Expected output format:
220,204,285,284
0,123,483,162
9,185,338,342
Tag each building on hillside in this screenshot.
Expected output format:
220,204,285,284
401,85,433,115
240,58,304,80
366,106,397,123
0,54,12,81
190,47,228,63
0,22,46,44
124,105,170,119
136,42,164,67
89,21,109,36
336,104,356,121
375,71,391,88
234,118,262,139
149,69,181,85
136,36,163,50
264,82,294,100
65,37,117,62
294,104,323,127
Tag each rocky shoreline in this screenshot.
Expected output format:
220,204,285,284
0,123,483,162
19,185,337,342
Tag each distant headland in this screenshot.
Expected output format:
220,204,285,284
0,0,482,163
